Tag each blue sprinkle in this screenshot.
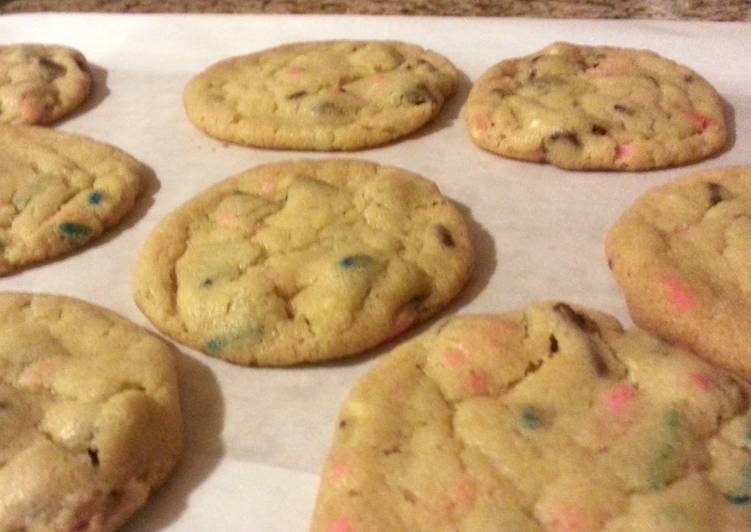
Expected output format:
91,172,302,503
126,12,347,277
521,408,543,430
87,191,104,205
725,494,750,506
205,337,228,352
58,223,91,240
339,255,373,269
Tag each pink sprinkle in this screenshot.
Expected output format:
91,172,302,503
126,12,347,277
528,150,546,163
690,373,714,392
286,67,305,78
615,143,634,160
487,319,519,346
259,179,276,196
448,479,478,511
329,519,353,532
444,348,466,369
473,114,491,131
685,112,716,132
662,274,698,313
20,94,43,123
551,506,586,532
468,370,490,396
386,310,415,340
371,74,386,84
604,383,637,416
328,462,350,484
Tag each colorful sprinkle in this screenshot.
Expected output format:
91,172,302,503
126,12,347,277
689,373,714,392
200,278,214,288
615,143,634,160
745,426,751,444
328,462,351,484
259,179,276,196
664,409,682,430
339,255,374,269
473,114,491,131
604,383,637,416
685,112,716,132
57,222,92,241
550,505,586,532
20,94,43,123
444,348,466,369
447,479,478,512
205,336,228,352
725,494,750,506
467,369,490,396
87,191,104,205
521,408,543,430
329,519,353,532
662,275,698,313
286,67,305,78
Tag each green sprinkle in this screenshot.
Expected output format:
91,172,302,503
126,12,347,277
725,494,750,506
58,223,92,241
521,408,543,430
745,426,751,444
664,409,682,430
87,191,104,205
205,337,228,352
339,254,373,269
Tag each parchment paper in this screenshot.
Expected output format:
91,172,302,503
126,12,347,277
1,13,749,531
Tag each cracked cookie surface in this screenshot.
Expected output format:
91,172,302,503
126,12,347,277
0,124,145,275
133,159,473,366
0,292,182,532
183,40,457,151
312,302,751,532
0,44,91,125
465,42,727,170
606,166,751,381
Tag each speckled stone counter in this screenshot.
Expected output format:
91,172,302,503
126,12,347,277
1,0,749,20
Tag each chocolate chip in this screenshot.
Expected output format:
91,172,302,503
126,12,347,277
338,419,347,429
591,125,607,136
707,182,731,207
553,302,600,333
402,84,435,106
286,90,307,100
88,448,99,466
613,104,635,115
684,74,695,83
549,334,559,354
435,224,455,247
548,131,581,148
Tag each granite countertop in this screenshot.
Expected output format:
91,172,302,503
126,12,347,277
1,0,749,20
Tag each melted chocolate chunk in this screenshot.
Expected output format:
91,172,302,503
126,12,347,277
435,224,455,247
613,104,635,115
707,182,732,207
549,334,559,354
402,84,435,106
591,125,608,136
553,302,600,333
88,448,99,467
548,131,581,148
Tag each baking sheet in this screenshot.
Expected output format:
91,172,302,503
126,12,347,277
1,13,750,531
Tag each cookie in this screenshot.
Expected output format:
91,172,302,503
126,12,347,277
0,292,182,531
606,166,751,381
134,159,473,366
465,42,727,170
0,124,145,274
312,302,751,532
183,40,457,151
0,44,91,125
